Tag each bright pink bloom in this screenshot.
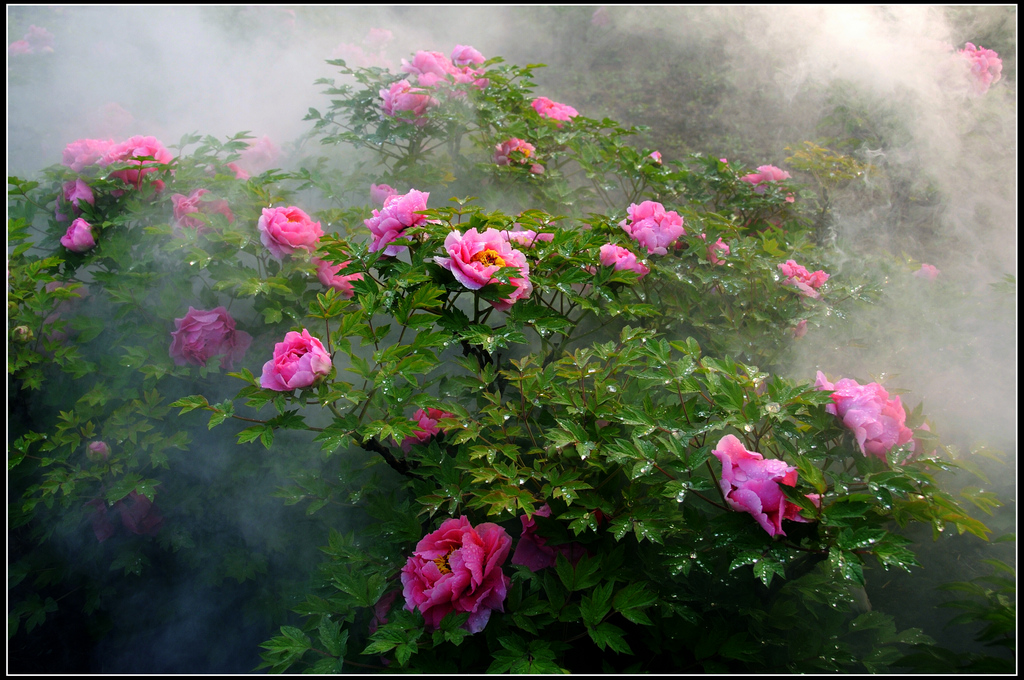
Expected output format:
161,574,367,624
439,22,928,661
531,97,579,126
700,234,730,265
99,135,173,191
502,228,553,249
8,40,32,56
60,218,96,253
237,135,280,175
260,329,332,391
258,206,324,260
400,408,455,453
313,257,364,299
712,434,812,537
171,188,234,232
649,151,662,164
619,201,686,255
435,228,533,311
402,50,457,86
380,79,437,126
599,243,649,280
740,164,792,193
913,263,940,280
370,183,398,205
791,319,808,339
365,189,430,256
87,441,111,462
493,138,536,166
815,372,915,462
401,516,511,634
451,45,485,67
169,306,252,370
62,138,115,173
959,42,1002,94
512,504,586,572
778,259,829,298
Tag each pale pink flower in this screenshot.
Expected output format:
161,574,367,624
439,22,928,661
401,516,511,634
86,441,110,462
907,422,935,462
815,372,915,463
493,138,536,166
171,188,234,232
99,135,173,192
712,434,814,537
257,206,324,260
62,138,115,173
370,183,398,205
260,329,333,391
380,79,437,126
531,96,579,126
8,40,32,56
365,28,393,49
502,228,553,249
60,218,96,253
529,163,545,174
959,42,1002,94
364,189,430,256
435,228,533,311
649,151,662,164
451,45,485,67
719,158,728,164
402,50,457,86
700,234,730,265
511,504,586,572
331,42,389,69
778,259,829,299
791,319,808,339
619,201,686,255
237,135,279,175
599,243,649,280
226,162,249,180
169,306,252,370
913,263,940,280
55,180,95,221
313,257,364,299
740,165,794,201
400,408,455,453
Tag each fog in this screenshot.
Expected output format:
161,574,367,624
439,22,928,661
8,4,1015,672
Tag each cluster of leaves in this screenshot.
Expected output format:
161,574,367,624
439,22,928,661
7,50,1008,673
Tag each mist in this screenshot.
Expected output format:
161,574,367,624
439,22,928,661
8,4,1015,672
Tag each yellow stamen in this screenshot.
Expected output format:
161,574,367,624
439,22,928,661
432,549,453,574
471,249,506,267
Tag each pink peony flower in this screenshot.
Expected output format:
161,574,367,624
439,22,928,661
791,319,808,339
257,206,324,260
778,259,829,299
619,201,686,255
260,329,333,391
700,234,730,265
451,45,485,67
62,138,115,173
400,407,455,453
502,228,553,249
599,243,650,280
402,50,457,86
740,164,791,192
529,163,545,175
401,516,512,634
434,228,533,311
370,183,398,205
60,218,96,253
531,97,579,126
118,490,163,536
493,138,536,166
8,39,32,56
313,257,364,299
55,179,96,221
649,150,662,164
226,162,249,180
25,25,55,52
99,135,173,192
369,590,399,636
913,263,940,280
84,499,117,543
171,188,234,232
511,504,586,572
959,42,1002,94
87,441,111,462
380,79,437,126
365,189,430,256
815,372,915,463
169,306,252,370
712,434,813,537
237,135,279,175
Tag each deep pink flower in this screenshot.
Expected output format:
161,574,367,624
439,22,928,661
258,206,324,260
400,408,455,453
493,138,536,166
815,372,915,462
87,441,110,462
118,490,163,536
313,257,364,299
60,218,96,253
649,150,662,164
56,179,96,221
171,188,234,232
712,434,813,537
619,201,686,255
99,135,173,191
511,504,586,572
380,79,437,126
365,189,430,256
599,243,649,280
237,135,280,175
401,516,511,634
260,329,332,391
169,306,252,370
913,263,940,280
435,228,533,311
531,97,579,126
959,42,1002,94
778,259,829,298
370,183,398,205
502,228,553,249
62,138,115,173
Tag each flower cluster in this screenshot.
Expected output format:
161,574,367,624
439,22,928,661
435,228,533,311
171,188,234,232
401,516,511,634
619,201,686,255
169,306,252,370
815,372,914,462
531,96,579,126
85,490,163,543
8,25,54,56
260,329,332,392
712,435,815,537
493,138,543,174
401,46,488,90
257,206,323,260
365,189,431,255
778,259,829,298
100,135,174,192
959,42,1002,94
